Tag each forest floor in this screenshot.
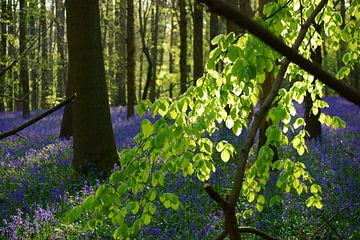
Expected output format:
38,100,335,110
0,96,359,239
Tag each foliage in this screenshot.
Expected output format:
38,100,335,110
65,1,359,238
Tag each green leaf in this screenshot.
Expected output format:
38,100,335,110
306,196,315,207
136,100,150,116
257,194,266,205
127,201,140,215
67,206,83,223
247,191,255,203
243,209,253,219
221,149,231,162
332,116,346,129
144,214,152,225
211,34,225,45
141,119,154,137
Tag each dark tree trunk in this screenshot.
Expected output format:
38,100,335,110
305,38,322,139
56,0,66,99
115,0,127,106
0,0,7,111
29,0,39,110
210,11,219,50
19,0,30,119
65,0,119,175
179,0,187,94
126,0,136,118
59,77,73,139
6,0,15,111
193,2,203,85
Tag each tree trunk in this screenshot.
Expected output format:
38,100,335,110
209,11,219,50
29,0,39,110
40,0,51,109
114,0,127,106
193,2,203,85
59,77,73,139
0,0,7,111
179,0,187,94
65,0,119,175
305,34,322,139
6,0,15,111
19,0,30,119
149,0,160,102
169,14,175,74
56,0,66,99
126,0,136,118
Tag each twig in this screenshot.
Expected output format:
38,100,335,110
198,0,360,106
0,94,76,141
311,203,360,239
213,227,279,240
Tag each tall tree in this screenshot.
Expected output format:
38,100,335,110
126,0,136,118
193,1,203,85
56,0,66,100
114,0,127,106
226,0,238,33
0,0,7,111
209,11,219,50
65,0,119,175
19,0,30,119
40,0,51,109
149,0,160,101
179,0,187,94
29,0,39,110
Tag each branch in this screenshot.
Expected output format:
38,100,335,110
0,94,76,141
198,0,360,106
311,203,360,239
204,184,227,209
238,227,279,240
226,0,329,207
213,227,279,240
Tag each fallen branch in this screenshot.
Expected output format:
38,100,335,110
0,94,76,141
198,0,360,106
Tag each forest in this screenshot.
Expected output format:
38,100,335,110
0,0,359,239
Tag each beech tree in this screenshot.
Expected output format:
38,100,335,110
65,0,119,175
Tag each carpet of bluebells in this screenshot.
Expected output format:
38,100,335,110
0,96,359,239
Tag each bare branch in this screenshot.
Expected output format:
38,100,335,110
204,184,227,209
198,0,360,106
0,94,76,141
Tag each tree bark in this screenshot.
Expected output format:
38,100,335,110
40,0,51,109
126,0,136,118
0,0,7,111
56,0,66,100
65,0,119,175
179,0,187,94
19,0,30,119
210,11,219,50
193,1,203,85
150,0,160,102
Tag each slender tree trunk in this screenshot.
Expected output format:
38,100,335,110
0,0,7,111
126,0,136,118
59,77,73,139
305,26,322,139
209,11,219,50
114,0,127,106
40,0,51,109
19,0,30,119
179,0,187,94
66,0,119,175
29,1,39,110
56,0,66,99
6,0,15,111
169,14,175,74
150,0,159,101
193,2,203,85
